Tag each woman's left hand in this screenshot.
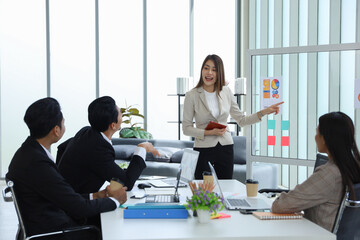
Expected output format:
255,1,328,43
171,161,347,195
262,101,284,115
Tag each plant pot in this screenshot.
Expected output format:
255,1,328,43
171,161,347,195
197,209,211,223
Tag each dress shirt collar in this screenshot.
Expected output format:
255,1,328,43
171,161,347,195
40,144,55,163
101,132,113,146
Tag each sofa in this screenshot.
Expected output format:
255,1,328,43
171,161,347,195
111,136,278,189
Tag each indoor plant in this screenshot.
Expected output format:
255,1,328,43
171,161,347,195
119,104,153,139
185,182,224,223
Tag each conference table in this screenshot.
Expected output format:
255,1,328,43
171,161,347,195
101,179,336,240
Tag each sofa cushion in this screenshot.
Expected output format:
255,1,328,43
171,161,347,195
146,147,182,163
113,145,137,160
170,150,184,163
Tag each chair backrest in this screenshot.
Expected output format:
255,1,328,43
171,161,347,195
333,183,360,239
3,181,27,240
3,181,100,240
314,153,328,171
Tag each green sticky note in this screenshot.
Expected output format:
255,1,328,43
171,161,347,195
281,120,289,130
268,120,276,130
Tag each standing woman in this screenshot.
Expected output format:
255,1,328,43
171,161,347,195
272,112,360,232
182,54,282,179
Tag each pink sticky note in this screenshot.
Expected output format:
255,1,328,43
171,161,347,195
268,136,276,146
211,213,231,219
281,136,289,146
218,213,231,219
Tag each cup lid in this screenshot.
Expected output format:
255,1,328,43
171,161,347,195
202,171,212,176
246,179,258,184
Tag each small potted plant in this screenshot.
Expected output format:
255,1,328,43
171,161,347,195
185,182,224,223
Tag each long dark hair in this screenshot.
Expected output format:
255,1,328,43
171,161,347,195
319,112,360,199
195,54,225,96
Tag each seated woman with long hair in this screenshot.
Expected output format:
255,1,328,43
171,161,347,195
272,112,360,232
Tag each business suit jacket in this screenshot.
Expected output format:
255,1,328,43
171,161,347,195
182,86,260,148
272,160,343,232
6,137,116,236
58,126,146,194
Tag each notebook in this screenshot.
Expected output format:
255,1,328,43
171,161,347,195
252,211,303,220
145,168,181,204
148,149,199,188
205,121,227,130
208,162,271,210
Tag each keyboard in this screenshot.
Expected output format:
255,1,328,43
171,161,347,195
226,198,250,207
145,194,179,203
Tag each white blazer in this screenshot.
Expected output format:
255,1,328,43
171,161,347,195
182,86,260,148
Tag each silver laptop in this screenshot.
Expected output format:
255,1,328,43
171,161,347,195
208,162,271,210
148,149,199,188
145,169,181,203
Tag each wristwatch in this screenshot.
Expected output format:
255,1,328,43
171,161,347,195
257,110,264,119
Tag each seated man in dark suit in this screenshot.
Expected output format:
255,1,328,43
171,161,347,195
6,97,127,240
58,96,159,194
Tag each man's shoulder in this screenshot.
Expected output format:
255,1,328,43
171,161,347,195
17,137,46,157
72,126,103,143
70,126,113,153
7,138,53,179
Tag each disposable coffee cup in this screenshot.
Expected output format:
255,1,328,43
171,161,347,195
110,178,124,191
246,179,259,197
203,171,214,185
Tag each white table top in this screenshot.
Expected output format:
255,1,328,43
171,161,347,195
101,179,336,240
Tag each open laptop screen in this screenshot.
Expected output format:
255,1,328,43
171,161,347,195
180,149,199,182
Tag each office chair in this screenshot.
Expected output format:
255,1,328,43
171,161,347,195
332,183,360,240
258,153,329,195
2,181,100,240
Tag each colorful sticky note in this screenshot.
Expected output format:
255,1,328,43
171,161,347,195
211,212,231,219
281,120,289,130
268,136,276,146
281,136,289,146
268,120,276,129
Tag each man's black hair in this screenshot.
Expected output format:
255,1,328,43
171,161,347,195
88,96,118,132
24,97,63,139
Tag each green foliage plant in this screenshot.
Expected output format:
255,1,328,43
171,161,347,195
119,104,153,139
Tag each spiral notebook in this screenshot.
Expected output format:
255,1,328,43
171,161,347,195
252,212,303,220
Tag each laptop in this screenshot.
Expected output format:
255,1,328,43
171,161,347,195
208,162,271,210
145,168,181,203
148,149,199,188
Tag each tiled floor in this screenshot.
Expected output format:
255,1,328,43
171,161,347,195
0,179,18,240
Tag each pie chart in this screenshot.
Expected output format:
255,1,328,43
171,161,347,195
271,79,279,90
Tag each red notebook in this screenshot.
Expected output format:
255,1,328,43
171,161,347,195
205,121,227,130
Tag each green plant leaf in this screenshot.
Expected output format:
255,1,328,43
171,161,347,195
128,108,140,114
133,130,141,139
138,130,146,139
130,113,144,118
142,132,149,139
120,128,134,138
120,102,152,139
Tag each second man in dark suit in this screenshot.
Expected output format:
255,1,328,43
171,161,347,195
58,96,159,194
